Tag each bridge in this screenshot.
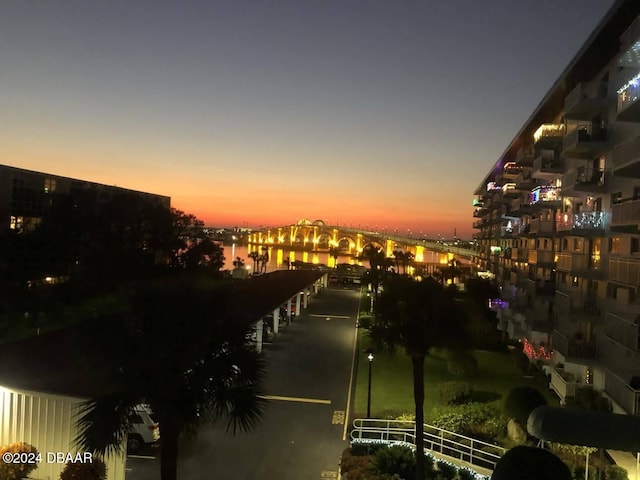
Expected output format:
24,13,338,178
247,219,476,263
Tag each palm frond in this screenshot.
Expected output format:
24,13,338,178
74,394,140,455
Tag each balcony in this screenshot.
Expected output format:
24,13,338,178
529,185,561,209
533,123,565,148
562,125,609,158
524,303,553,332
613,135,640,178
549,367,593,403
611,198,640,226
604,368,640,415
552,329,597,361
501,183,520,198
511,247,529,262
523,278,556,297
529,218,555,235
617,72,640,122
554,290,599,315
564,81,611,120
555,211,606,235
528,249,554,267
605,312,640,351
561,169,607,196
532,153,565,179
609,257,640,286
502,162,523,179
556,252,590,274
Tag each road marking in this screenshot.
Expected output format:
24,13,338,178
260,395,331,405
127,455,156,460
309,314,351,319
321,471,338,479
332,410,345,425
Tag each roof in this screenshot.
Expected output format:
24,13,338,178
527,406,640,451
0,270,325,399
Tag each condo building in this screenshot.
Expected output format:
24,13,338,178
473,0,640,415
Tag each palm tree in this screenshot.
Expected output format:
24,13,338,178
367,275,467,480
76,280,267,480
232,256,245,269
248,251,260,274
360,245,387,306
401,252,415,275
328,246,340,268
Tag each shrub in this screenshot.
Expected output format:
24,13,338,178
503,386,547,426
458,467,479,480
0,442,39,480
605,465,629,480
372,445,415,480
349,442,386,456
340,448,373,479
438,381,473,406
59,457,107,480
447,350,479,377
436,459,457,480
492,446,572,480
358,315,372,329
510,346,531,374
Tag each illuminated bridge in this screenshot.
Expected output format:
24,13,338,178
248,219,476,263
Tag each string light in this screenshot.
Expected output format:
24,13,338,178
522,338,553,361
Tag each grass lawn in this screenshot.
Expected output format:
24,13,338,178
353,329,558,423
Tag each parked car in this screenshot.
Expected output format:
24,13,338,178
127,405,160,453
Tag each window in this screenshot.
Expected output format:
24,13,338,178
610,237,620,254
612,192,622,205
632,237,640,254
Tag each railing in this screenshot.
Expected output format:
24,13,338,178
554,290,598,314
549,367,593,401
613,135,640,170
604,368,640,415
605,312,640,351
562,169,606,192
556,252,589,272
350,418,505,472
609,257,640,286
529,218,554,234
612,198,640,224
556,211,606,232
552,329,597,359
533,123,565,144
528,250,554,265
564,125,608,148
564,81,609,113
618,73,640,116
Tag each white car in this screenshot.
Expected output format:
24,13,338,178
127,405,160,453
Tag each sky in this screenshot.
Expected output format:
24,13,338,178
0,0,616,239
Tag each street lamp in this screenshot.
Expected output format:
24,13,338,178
365,348,375,418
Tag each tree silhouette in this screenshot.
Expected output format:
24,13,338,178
367,275,467,480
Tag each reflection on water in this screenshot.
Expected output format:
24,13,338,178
222,244,362,272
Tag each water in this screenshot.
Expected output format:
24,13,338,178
221,244,361,273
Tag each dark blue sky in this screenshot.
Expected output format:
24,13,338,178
0,0,614,236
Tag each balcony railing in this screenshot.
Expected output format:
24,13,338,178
609,257,640,286
511,247,528,262
554,290,598,314
563,125,608,158
549,367,593,401
556,211,606,232
613,135,640,176
562,169,607,195
533,123,565,146
530,185,561,205
564,81,609,120
617,73,640,122
532,154,564,178
611,198,640,225
552,329,597,360
529,218,555,234
604,368,640,415
556,252,589,273
528,249,554,266
523,278,555,297
605,312,640,351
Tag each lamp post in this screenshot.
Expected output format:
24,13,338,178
366,348,374,418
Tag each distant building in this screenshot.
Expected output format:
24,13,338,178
473,0,640,415
0,164,170,234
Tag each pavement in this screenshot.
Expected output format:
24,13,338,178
126,284,361,479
